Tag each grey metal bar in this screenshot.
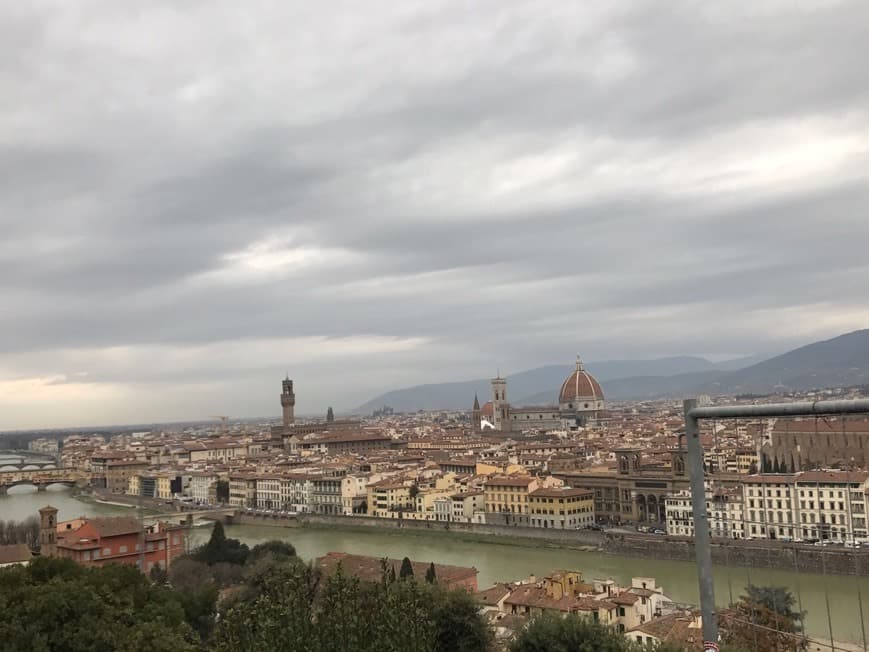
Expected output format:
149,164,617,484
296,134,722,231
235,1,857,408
684,398,718,646
688,399,869,420
682,395,869,650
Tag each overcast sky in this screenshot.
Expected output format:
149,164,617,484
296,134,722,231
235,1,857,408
2,1,868,429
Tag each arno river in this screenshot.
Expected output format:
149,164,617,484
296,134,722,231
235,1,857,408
3,486,869,644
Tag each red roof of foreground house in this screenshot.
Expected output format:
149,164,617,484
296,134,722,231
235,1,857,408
0,544,32,565
316,552,477,590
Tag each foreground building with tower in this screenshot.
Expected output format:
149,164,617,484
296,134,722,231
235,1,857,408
37,505,186,573
473,357,606,433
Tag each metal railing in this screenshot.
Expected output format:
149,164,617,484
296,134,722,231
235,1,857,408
683,397,869,648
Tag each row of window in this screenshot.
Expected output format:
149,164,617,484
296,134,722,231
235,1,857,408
530,507,593,515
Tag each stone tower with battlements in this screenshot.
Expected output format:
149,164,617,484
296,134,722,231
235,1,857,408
281,376,296,427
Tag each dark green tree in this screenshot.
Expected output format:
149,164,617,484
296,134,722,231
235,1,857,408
149,561,168,584
192,521,249,566
316,566,368,651
510,612,643,652
430,586,492,652
214,563,317,651
722,584,806,651
0,557,198,651
425,562,437,584
248,539,297,563
399,556,414,579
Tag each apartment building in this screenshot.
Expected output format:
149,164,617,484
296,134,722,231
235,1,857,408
367,480,413,517
189,472,221,504
794,471,869,542
484,475,539,526
528,487,595,529
280,475,313,512
311,476,343,515
341,475,368,515
229,473,257,508
452,491,485,522
256,477,281,509
665,488,744,539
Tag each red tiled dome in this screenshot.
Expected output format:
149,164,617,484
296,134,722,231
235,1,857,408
559,357,604,404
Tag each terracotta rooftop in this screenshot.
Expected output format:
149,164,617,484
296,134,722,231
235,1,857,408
529,488,593,499
0,544,32,565
316,552,477,590
628,611,703,650
476,583,514,606
485,476,535,487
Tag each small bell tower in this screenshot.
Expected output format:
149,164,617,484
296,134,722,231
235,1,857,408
39,505,58,557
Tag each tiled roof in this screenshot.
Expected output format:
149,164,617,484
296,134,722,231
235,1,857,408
476,583,513,606
485,476,535,487
0,544,32,564
317,552,477,588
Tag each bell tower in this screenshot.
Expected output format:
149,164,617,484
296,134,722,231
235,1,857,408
39,505,58,557
280,376,295,427
491,375,508,432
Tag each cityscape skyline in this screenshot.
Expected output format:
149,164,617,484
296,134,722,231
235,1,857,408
2,1,869,429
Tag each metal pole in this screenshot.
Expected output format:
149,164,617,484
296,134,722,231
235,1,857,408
685,398,718,646
688,398,869,420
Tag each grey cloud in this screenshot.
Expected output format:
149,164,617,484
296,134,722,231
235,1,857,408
1,0,868,427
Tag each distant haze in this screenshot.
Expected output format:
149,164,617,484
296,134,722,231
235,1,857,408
1,2,868,429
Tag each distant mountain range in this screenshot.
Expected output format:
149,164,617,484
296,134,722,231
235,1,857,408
352,329,869,414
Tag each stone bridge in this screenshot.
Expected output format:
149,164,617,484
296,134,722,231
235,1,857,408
0,461,58,471
0,467,87,493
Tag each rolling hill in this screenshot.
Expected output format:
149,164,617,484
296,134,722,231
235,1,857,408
352,330,869,414
353,355,755,414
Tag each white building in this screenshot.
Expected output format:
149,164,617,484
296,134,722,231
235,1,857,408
665,488,745,539
341,475,368,515
189,473,220,504
256,477,281,510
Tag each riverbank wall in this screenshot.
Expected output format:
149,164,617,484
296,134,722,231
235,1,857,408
604,533,869,576
233,512,869,576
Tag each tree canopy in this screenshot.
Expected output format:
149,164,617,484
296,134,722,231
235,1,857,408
511,613,639,652
191,521,250,566
0,557,198,651
214,560,492,651
722,584,806,651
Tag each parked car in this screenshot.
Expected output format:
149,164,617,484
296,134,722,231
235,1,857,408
652,529,666,535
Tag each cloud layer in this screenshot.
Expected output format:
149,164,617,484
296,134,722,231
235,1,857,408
2,1,868,428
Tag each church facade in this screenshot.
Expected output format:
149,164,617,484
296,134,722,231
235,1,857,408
473,357,605,433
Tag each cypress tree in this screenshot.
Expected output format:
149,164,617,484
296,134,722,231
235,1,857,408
425,562,436,584
399,557,414,580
